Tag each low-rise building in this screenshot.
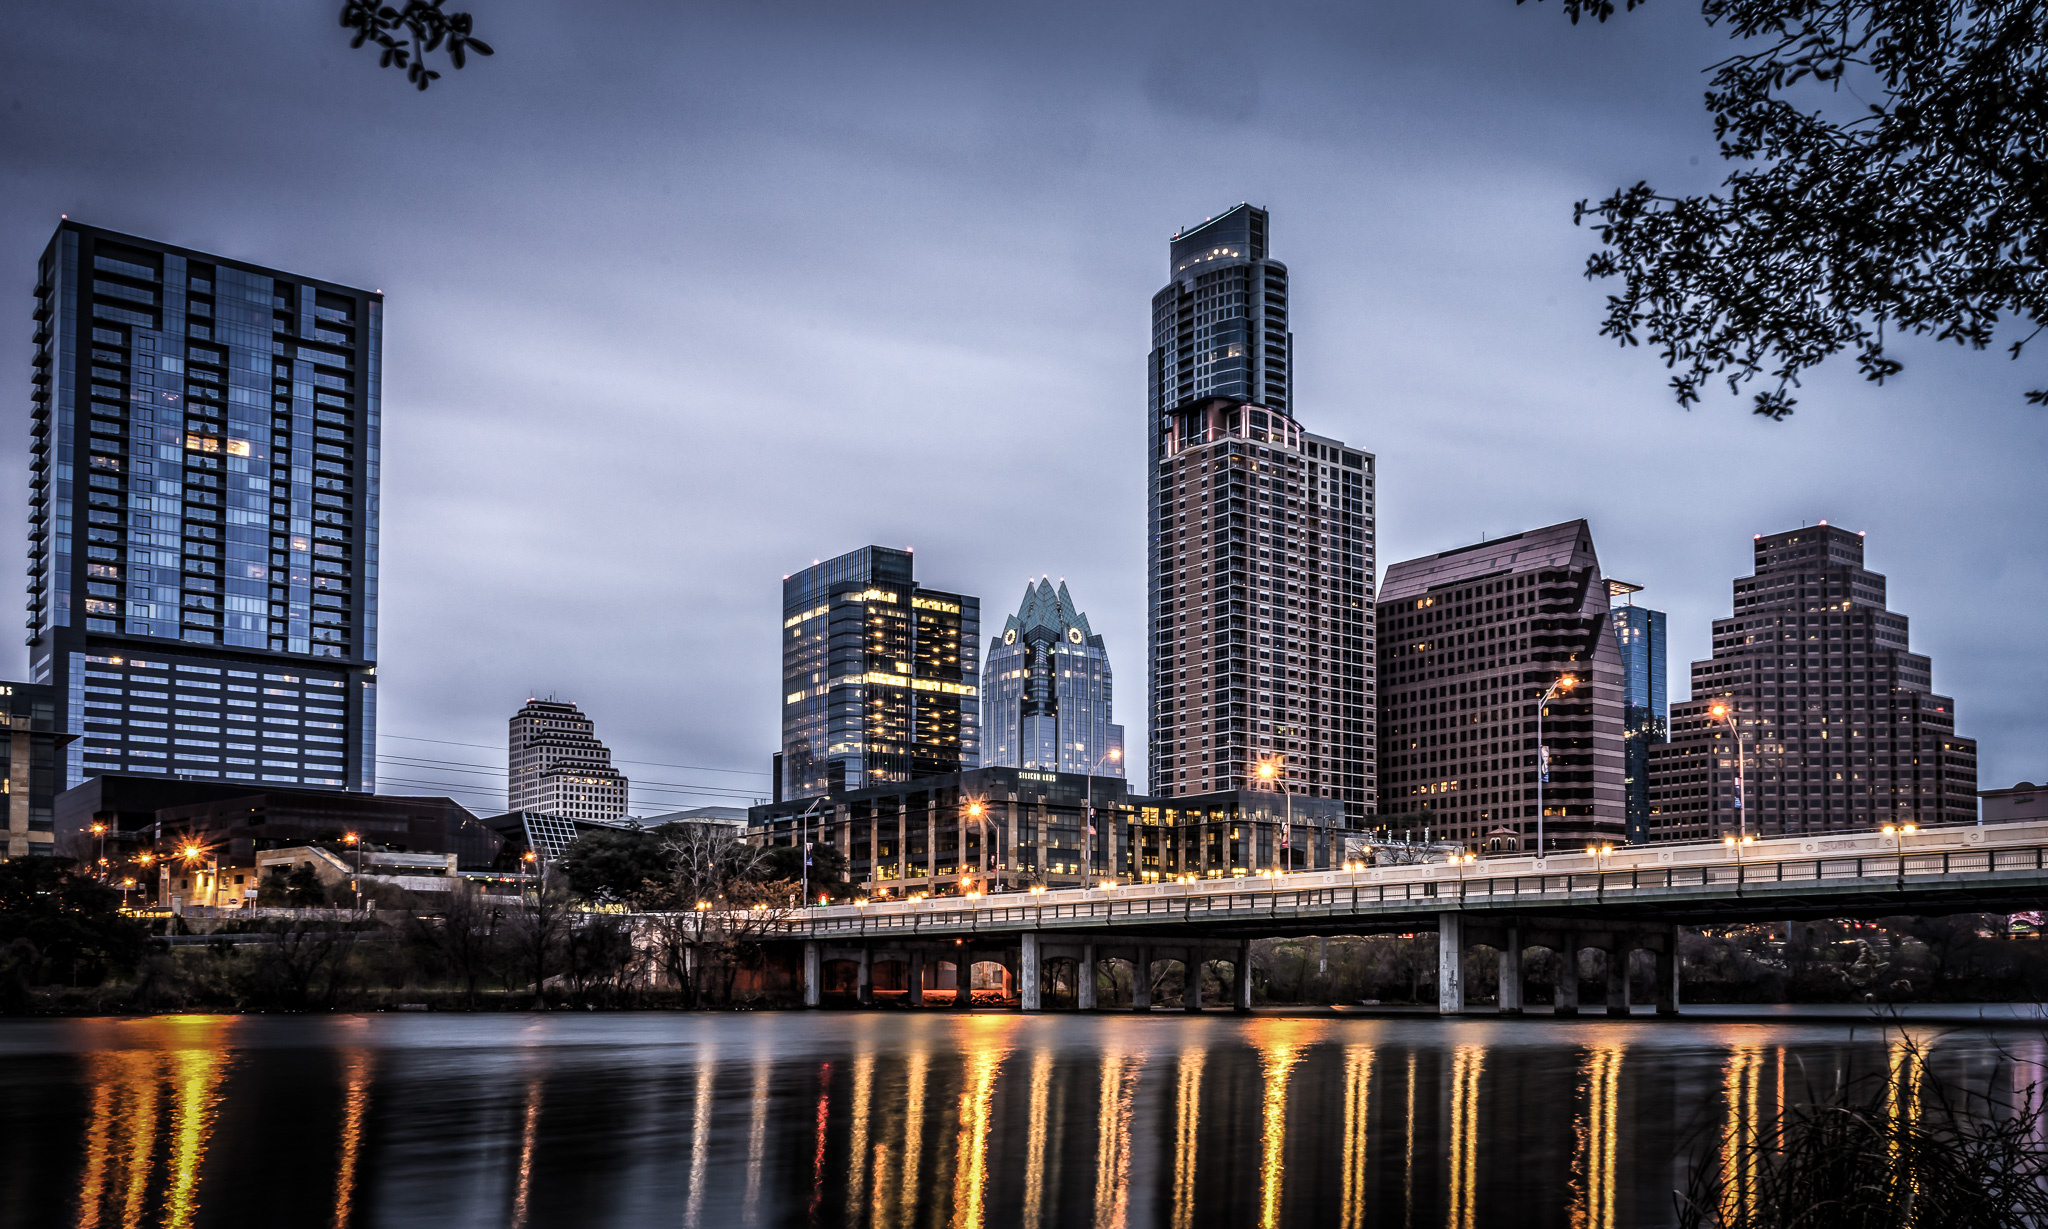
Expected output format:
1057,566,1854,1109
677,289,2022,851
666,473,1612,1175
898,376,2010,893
1,680,64,859
1982,782,2046,825
750,765,1345,897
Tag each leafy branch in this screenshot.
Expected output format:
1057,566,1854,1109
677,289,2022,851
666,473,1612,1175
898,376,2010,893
339,0,494,91
1526,0,2048,418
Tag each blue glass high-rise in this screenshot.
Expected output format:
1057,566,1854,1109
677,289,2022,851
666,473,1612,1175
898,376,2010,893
27,222,380,791
1611,596,1668,843
980,579,1124,775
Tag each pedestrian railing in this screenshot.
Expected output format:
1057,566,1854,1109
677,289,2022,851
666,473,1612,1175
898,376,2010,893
765,819,2048,941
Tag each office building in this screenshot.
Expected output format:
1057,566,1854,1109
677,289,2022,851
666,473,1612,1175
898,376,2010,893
28,222,380,792
1147,206,1376,822
981,578,1124,775
749,765,1345,896
56,774,499,892
1646,524,1977,839
1609,585,1669,843
508,697,629,821
1376,520,1627,852
2,681,63,857
780,546,979,801
1981,782,2045,825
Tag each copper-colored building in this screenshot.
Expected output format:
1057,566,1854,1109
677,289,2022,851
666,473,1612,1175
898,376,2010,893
1376,520,1627,852
1647,524,1978,839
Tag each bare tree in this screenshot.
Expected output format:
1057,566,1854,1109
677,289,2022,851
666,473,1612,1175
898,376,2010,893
505,866,572,1008
406,881,508,1009
648,827,799,1006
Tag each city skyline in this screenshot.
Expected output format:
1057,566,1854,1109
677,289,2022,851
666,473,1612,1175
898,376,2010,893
3,2,2041,814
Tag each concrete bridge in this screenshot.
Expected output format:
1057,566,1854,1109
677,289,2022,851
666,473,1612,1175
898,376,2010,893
783,819,2048,1015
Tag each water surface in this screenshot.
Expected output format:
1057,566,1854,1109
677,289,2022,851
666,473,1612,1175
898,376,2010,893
1,1008,2038,1228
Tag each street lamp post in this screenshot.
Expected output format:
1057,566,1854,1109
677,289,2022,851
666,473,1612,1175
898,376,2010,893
1707,700,1749,840
1534,674,1579,858
1257,756,1292,873
1882,821,1919,877
964,799,987,895
790,796,826,906
1083,747,1122,889
90,822,108,880
343,832,362,913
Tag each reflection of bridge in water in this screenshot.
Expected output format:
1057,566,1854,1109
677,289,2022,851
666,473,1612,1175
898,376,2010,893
783,820,2048,1014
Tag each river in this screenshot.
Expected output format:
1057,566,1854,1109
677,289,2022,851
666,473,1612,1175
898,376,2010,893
2,1007,2041,1228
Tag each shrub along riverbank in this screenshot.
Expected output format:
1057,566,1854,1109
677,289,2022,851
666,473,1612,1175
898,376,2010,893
8,847,2048,1014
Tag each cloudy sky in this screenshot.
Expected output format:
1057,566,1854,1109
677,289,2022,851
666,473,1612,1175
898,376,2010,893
4,1,2042,814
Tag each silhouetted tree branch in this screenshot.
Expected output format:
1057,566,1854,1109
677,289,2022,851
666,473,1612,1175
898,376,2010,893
339,0,493,91
1525,0,2047,418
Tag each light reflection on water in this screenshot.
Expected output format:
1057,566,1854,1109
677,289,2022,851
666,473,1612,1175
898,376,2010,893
0,1010,2027,1228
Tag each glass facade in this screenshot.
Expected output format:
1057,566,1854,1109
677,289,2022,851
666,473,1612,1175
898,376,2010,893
27,223,379,792
750,766,1345,895
980,579,1124,775
1612,602,1668,843
780,547,979,801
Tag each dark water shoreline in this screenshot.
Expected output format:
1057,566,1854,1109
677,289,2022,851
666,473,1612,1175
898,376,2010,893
8,999,2047,1025
5,1010,2044,1228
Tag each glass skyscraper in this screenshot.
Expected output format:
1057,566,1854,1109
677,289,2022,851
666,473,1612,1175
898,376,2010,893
980,578,1124,775
780,546,978,801
1609,588,1668,843
28,222,380,791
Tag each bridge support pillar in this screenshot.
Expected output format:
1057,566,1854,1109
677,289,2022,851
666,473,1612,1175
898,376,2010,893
857,944,873,1008
1020,935,1042,1012
1554,944,1579,1016
1499,927,1523,1015
803,941,821,1008
1234,939,1253,1014
1185,955,1204,1012
1133,947,1153,1012
1079,943,1097,1011
1656,926,1681,1016
1437,913,1464,1015
908,949,924,1007
1605,944,1630,1016
956,949,976,1011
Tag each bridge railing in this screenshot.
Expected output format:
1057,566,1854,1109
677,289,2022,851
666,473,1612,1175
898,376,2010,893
764,820,2048,939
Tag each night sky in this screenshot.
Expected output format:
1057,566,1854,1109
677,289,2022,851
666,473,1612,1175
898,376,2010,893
4,1,2041,814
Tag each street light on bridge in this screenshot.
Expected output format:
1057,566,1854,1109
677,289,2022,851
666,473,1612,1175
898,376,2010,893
1535,674,1579,858
1707,700,1750,840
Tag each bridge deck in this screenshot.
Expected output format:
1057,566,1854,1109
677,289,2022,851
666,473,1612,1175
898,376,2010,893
778,821,2048,941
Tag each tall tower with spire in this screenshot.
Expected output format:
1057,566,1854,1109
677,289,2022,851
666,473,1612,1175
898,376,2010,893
981,579,1124,775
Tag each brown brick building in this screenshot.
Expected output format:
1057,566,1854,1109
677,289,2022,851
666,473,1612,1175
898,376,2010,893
1376,520,1627,853
1647,524,1977,839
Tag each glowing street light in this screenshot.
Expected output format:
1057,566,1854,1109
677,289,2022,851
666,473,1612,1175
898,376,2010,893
343,831,364,913
1257,755,1295,872
1083,747,1122,889
1533,673,1580,858
1707,700,1750,840
964,797,993,894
